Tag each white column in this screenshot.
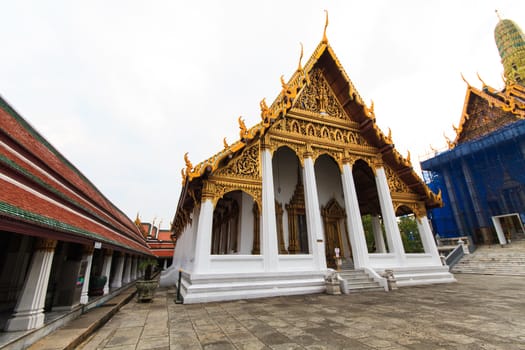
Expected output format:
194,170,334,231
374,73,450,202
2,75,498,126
417,216,441,264
193,198,214,274
130,256,137,280
101,249,113,295
372,215,387,253
491,217,508,245
341,163,370,269
122,254,132,284
5,238,57,331
375,166,406,263
303,157,327,270
110,253,125,289
261,148,279,271
80,245,95,304
163,259,168,270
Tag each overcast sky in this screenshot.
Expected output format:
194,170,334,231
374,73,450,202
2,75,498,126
1,1,524,228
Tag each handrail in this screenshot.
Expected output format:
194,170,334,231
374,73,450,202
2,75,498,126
445,244,465,270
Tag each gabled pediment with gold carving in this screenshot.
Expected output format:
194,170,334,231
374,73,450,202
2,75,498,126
212,143,261,181
296,68,348,121
452,85,525,147
173,24,443,238
201,143,262,209
385,166,411,194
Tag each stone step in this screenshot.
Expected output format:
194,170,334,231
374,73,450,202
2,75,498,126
451,242,525,276
338,269,384,293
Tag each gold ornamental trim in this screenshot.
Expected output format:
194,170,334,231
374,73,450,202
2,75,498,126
35,238,57,252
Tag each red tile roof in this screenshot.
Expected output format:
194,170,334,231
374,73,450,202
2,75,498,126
0,96,152,255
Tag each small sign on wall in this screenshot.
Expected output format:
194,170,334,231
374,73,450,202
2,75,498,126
94,242,102,249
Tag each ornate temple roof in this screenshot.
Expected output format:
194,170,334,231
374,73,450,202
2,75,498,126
0,96,152,255
172,18,442,236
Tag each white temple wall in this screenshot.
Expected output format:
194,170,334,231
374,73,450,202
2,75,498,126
239,191,254,254
209,255,265,272
278,255,317,270
368,253,399,268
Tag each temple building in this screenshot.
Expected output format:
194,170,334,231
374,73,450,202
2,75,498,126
135,216,175,269
421,16,525,246
0,95,152,334
162,20,455,303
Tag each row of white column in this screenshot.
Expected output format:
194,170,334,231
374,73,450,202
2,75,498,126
5,239,146,332
192,149,440,274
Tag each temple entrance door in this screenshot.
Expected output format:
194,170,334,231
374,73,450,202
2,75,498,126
322,199,346,269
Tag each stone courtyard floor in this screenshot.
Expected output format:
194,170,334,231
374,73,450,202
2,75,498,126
77,274,525,350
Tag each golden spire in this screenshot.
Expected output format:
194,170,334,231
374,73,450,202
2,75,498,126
322,10,329,43
297,42,304,71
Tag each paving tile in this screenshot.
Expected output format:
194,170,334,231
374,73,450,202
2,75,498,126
136,336,169,350
73,275,525,350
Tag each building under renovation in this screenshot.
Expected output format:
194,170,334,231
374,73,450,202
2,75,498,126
421,16,525,245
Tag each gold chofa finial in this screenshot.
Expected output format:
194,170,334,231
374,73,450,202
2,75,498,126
184,152,193,171
322,10,329,43
297,43,304,71
495,9,502,21
223,137,229,149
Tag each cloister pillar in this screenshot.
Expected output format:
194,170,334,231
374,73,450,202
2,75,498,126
341,162,370,269
80,244,95,304
101,249,113,295
375,166,406,263
122,254,132,284
261,146,279,271
5,238,57,331
110,252,125,289
131,256,137,280
193,198,214,274
371,215,387,253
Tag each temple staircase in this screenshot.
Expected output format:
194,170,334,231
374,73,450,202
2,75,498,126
338,269,385,293
452,240,525,276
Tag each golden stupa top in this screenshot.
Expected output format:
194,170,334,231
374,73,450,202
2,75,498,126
494,12,525,86
448,15,525,148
